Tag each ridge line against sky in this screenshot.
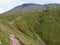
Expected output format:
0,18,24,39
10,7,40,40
0,0,60,14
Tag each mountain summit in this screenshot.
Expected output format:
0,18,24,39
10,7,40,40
2,3,60,14
4,3,42,13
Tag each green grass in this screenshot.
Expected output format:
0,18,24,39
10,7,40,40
0,12,46,45
0,8,60,45
37,8,60,45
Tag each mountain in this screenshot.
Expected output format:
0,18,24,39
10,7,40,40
0,3,60,45
3,3,60,14
44,3,60,7
3,3,42,14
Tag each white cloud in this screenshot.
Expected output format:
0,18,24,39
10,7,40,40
21,0,41,4
0,0,13,8
0,0,22,13
0,8,5,13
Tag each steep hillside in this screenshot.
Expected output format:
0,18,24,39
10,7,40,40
36,8,60,45
0,3,60,45
0,12,46,45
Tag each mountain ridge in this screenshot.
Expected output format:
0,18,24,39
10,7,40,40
1,3,60,14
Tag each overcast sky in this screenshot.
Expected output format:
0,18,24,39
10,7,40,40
0,0,60,13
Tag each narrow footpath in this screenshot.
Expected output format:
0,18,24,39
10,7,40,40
10,34,22,45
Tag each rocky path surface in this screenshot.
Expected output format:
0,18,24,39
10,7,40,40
10,34,22,45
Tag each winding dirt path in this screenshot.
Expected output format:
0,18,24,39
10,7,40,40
10,34,22,45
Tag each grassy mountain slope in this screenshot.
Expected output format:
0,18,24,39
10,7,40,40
37,8,60,45
0,12,46,45
0,6,60,45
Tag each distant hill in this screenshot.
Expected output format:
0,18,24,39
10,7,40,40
44,3,60,7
